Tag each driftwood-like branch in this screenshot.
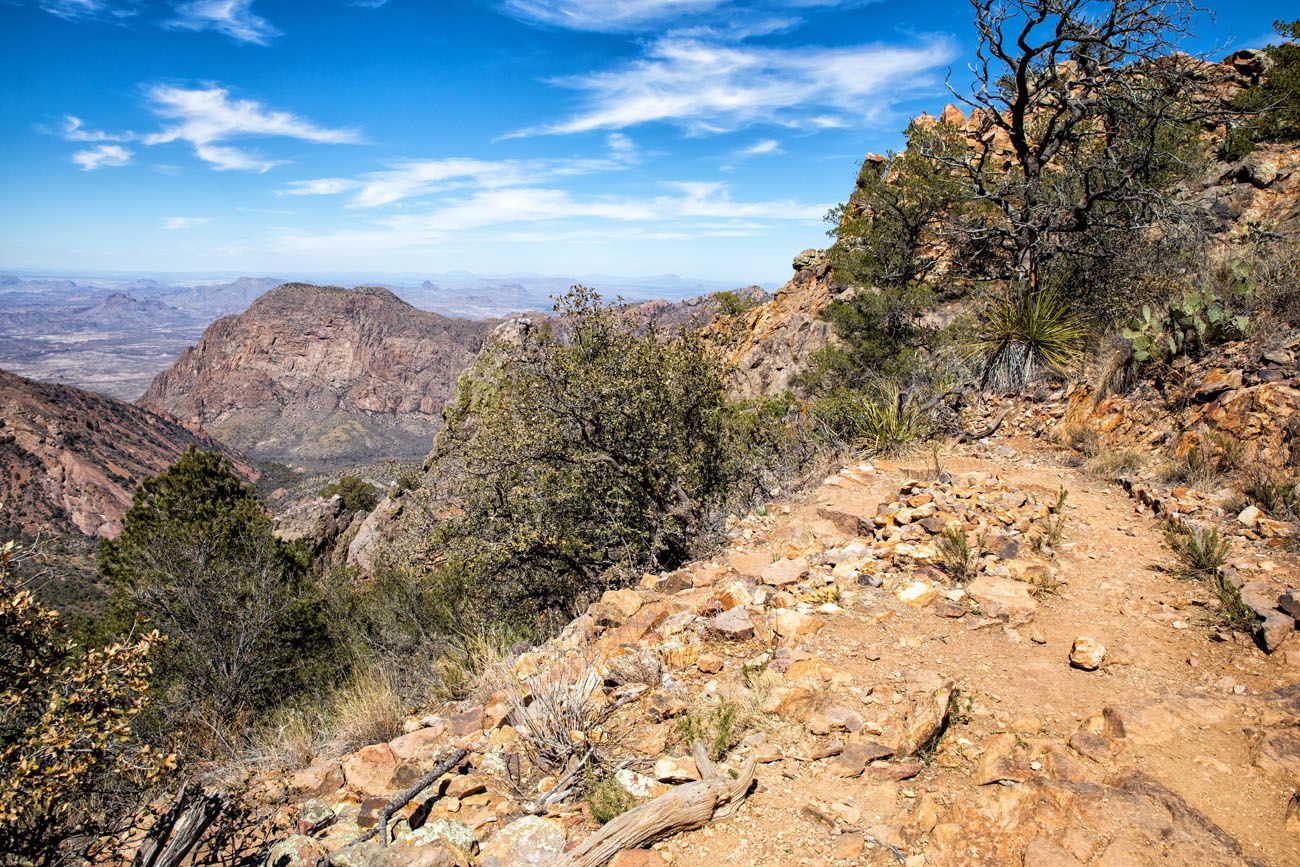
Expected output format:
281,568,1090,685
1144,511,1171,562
957,407,1011,443
132,782,227,867
555,741,757,867
349,747,468,848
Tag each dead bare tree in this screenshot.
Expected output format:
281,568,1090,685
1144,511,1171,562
933,0,1221,289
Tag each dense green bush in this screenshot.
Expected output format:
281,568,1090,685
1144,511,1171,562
319,474,381,513
401,288,767,633
100,449,336,749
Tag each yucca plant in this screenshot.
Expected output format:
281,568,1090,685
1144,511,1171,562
974,286,1087,391
811,383,930,456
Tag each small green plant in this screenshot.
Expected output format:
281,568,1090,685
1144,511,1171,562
1030,488,1069,554
676,698,742,762
584,772,634,825
974,286,1087,391
812,384,929,456
937,527,980,583
1211,573,1257,631
1164,522,1232,579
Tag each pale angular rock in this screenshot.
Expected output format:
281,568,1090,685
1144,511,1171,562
601,588,644,619
342,743,398,798
654,756,702,783
896,581,938,607
761,557,809,586
772,608,822,639
264,835,326,867
1070,637,1106,671
967,574,1038,622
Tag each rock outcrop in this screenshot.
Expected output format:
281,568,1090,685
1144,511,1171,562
705,250,839,399
0,367,252,538
140,284,496,465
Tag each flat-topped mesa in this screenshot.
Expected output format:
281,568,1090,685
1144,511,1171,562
139,283,497,464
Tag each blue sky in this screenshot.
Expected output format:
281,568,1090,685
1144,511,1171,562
0,1,1291,285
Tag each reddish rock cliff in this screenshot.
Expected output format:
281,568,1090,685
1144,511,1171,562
140,284,495,464
0,368,251,538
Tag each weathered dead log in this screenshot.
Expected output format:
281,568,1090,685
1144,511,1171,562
957,407,1010,443
351,747,468,848
132,782,227,867
555,741,757,867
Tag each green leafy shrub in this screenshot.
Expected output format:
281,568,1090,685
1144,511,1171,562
319,474,381,513
676,698,743,762
404,287,750,631
974,287,1087,391
100,449,336,749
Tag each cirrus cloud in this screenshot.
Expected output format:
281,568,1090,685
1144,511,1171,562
515,34,956,136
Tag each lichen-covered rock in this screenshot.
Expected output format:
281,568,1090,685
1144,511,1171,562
477,816,566,867
264,835,326,867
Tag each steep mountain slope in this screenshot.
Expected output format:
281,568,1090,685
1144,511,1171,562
0,368,251,539
140,284,496,464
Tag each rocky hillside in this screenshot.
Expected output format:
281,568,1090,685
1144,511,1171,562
710,48,1299,402
140,284,496,465
253,434,1300,866
0,368,251,538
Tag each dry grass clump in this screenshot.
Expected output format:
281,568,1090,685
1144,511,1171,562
429,624,522,702
252,662,407,770
1159,446,1225,491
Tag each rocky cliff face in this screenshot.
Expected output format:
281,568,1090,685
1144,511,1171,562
0,368,251,538
704,250,840,399
140,284,495,465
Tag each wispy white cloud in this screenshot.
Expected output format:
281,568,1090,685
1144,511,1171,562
161,216,209,229
274,180,828,257
72,143,133,170
59,84,359,172
37,0,140,22
61,115,133,142
140,84,360,171
168,0,278,45
501,0,859,33
503,0,719,31
281,134,638,208
517,34,955,135
738,138,782,156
